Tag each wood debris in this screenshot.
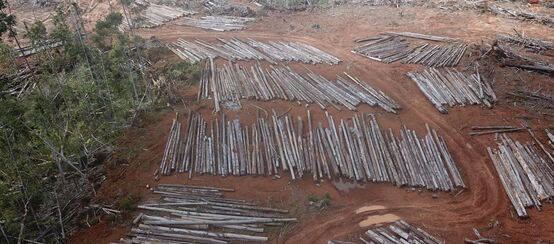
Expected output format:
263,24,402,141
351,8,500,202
469,126,524,136
383,31,460,42
0,67,37,98
506,90,554,116
402,42,468,67
352,36,413,64
16,41,62,57
328,241,357,244
197,60,401,113
158,112,465,192
111,184,295,243
354,36,384,43
178,16,255,31
406,68,496,113
498,32,554,54
547,129,554,149
331,220,443,244
168,37,341,64
487,134,554,218
464,228,496,244
489,43,554,74
487,5,554,28
119,4,196,31
352,35,467,67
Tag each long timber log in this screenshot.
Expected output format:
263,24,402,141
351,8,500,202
158,112,465,192
112,184,296,244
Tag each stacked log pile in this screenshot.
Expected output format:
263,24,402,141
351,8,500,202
469,126,524,136
179,16,255,31
158,112,465,192
406,68,496,113
111,184,296,243
167,37,341,64
197,60,400,113
352,33,467,67
487,134,554,218
547,129,554,148
402,43,468,67
159,115,182,176
352,36,413,63
16,41,62,57
383,31,460,42
119,4,196,31
328,220,443,244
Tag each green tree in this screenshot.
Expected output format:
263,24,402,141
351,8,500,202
0,0,15,37
0,8,168,243
0,0,30,68
92,12,123,49
26,21,46,46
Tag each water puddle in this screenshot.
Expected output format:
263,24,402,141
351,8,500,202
358,213,400,227
332,178,366,193
355,205,386,214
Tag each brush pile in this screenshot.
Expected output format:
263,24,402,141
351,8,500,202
506,90,554,117
487,134,554,218
158,112,465,192
167,37,341,64
490,44,554,74
498,33,554,54
179,16,255,31
197,61,401,113
328,220,443,244
111,184,296,243
487,5,554,28
406,68,496,113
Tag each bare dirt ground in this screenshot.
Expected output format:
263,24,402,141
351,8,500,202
64,2,554,244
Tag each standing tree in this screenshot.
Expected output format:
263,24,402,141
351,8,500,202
119,0,134,35
0,0,30,69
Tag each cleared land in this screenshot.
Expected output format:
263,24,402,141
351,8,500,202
57,1,554,244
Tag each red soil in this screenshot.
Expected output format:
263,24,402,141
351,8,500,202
69,4,554,244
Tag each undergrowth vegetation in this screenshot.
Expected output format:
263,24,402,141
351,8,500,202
0,2,195,243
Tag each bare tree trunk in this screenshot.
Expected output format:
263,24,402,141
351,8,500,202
2,0,31,69
54,191,66,240
0,222,10,244
17,199,29,244
121,3,134,36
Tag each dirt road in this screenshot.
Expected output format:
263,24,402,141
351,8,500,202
69,4,554,244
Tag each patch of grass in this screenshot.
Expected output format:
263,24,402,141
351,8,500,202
321,192,331,206
256,8,269,17
164,60,201,84
106,214,118,224
307,194,319,202
195,206,206,212
388,20,399,26
314,0,329,6
116,197,137,212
